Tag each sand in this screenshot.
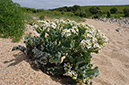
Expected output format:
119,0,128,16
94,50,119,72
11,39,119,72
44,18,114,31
0,19,129,85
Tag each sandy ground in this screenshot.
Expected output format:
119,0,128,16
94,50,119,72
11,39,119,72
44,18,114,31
0,19,129,85
86,19,129,85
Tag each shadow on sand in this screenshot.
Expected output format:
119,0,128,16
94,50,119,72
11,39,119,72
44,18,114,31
4,52,74,85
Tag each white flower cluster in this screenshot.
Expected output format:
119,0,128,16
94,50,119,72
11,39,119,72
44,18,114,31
33,19,57,31
33,19,108,51
33,19,78,37
79,24,108,51
64,63,78,80
56,19,78,37
83,77,92,84
61,26,78,37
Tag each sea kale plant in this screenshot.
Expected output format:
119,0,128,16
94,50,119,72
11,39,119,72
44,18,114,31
12,19,108,84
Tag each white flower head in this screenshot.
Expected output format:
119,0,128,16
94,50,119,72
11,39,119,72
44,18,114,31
61,29,71,37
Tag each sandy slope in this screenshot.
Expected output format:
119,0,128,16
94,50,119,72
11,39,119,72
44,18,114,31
0,19,129,85
85,19,129,85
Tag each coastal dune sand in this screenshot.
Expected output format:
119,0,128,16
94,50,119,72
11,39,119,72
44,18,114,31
0,19,129,85
86,19,129,85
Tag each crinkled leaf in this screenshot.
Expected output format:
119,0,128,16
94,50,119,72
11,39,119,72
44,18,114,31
12,45,26,54
86,67,99,78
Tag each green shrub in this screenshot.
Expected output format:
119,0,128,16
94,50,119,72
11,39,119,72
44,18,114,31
107,11,111,18
53,11,62,15
13,19,108,84
39,15,44,20
66,12,75,16
89,6,99,14
123,8,129,17
93,10,103,18
72,5,81,11
61,11,64,15
110,8,117,14
74,11,80,16
0,0,25,42
80,11,87,17
85,9,92,17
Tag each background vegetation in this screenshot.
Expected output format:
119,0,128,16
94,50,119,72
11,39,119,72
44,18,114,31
49,5,129,18
23,5,129,20
0,0,25,42
0,0,129,42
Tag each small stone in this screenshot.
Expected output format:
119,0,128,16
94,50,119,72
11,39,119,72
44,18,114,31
116,28,122,32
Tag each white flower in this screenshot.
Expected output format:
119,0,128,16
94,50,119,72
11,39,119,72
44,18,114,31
37,20,44,23
64,69,78,80
50,22,57,29
83,78,87,83
85,39,91,45
80,40,86,49
71,20,77,26
54,19,59,24
86,33,93,38
93,43,99,48
61,29,71,37
92,37,97,43
60,19,65,24
34,24,39,28
71,26,78,34
86,45,92,49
